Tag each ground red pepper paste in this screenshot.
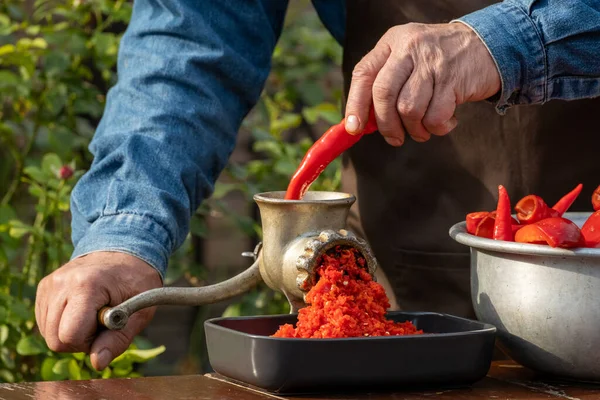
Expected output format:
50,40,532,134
272,246,423,338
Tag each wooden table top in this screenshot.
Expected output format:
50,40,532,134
1,362,599,400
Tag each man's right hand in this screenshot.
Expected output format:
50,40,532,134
35,251,162,371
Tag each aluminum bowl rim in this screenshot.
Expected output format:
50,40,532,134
449,211,600,258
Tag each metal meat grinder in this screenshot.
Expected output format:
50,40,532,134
98,191,379,330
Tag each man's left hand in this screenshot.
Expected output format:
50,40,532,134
344,23,501,146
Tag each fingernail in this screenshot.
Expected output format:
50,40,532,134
384,137,403,147
346,115,360,133
96,348,113,370
446,118,458,131
412,136,428,143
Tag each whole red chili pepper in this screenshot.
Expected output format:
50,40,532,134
592,185,600,211
552,183,583,216
515,195,558,224
285,109,378,200
493,185,513,241
581,210,600,248
514,217,584,248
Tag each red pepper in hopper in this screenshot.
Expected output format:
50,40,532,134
515,195,558,224
285,108,378,200
552,183,583,216
514,217,584,248
581,210,600,248
493,185,514,241
592,185,600,211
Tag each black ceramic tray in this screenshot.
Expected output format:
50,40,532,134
204,311,496,394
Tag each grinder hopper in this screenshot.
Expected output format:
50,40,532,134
99,191,379,330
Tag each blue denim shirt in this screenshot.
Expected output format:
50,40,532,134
71,0,600,278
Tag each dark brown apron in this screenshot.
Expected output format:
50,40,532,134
341,0,600,319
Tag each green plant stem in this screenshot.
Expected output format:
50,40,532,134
19,188,47,300
50,181,66,273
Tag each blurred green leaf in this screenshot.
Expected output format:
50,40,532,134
7,220,33,239
101,367,111,379
51,358,70,380
0,14,10,27
40,357,58,381
67,359,81,380
16,335,47,356
0,44,15,56
41,153,62,177
1,348,15,370
23,166,46,184
271,113,302,135
0,325,9,345
0,369,15,383
302,103,341,125
111,345,166,365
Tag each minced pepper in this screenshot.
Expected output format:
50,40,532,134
272,246,422,338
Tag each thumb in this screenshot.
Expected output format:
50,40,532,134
345,45,390,134
90,307,156,371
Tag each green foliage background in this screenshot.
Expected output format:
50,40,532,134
0,0,343,381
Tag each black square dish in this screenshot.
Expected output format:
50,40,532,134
204,311,496,394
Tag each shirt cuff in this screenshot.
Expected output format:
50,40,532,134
453,1,546,114
71,213,171,280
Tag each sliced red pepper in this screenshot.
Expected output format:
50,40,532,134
475,213,496,238
493,185,514,241
473,211,520,239
551,183,583,216
515,195,559,224
466,211,490,234
285,108,378,200
512,224,523,235
514,217,584,248
581,210,600,248
592,185,600,212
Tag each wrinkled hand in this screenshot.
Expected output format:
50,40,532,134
35,252,162,370
345,22,501,145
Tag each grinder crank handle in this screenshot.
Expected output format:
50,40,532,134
98,256,262,331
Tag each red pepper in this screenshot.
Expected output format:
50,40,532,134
466,211,489,235
515,195,558,224
475,212,496,238
285,108,378,200
551,183,583,216
592,185,600,211
473,211,520,239
493,185,514,241
514,217,584,248
581,210,600,248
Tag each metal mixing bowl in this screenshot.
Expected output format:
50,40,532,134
449,212,600,381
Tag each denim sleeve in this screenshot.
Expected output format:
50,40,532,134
456,0,600,114
70,0,289,278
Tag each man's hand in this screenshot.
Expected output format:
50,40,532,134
345,23,501,146
35,252,162,370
